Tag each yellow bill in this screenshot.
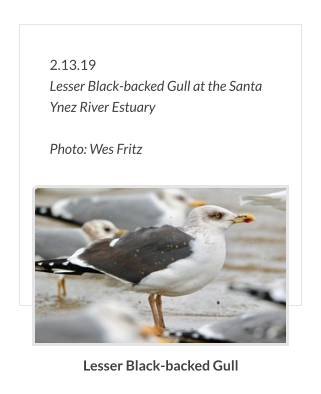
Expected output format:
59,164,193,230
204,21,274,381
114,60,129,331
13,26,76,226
189,199,206,207
232,214,256,223
115,229,128,236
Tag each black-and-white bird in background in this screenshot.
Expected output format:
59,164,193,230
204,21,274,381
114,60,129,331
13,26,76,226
35,188,205,229
35,205,256,329
36,219,127,298
239,190,286,211
168,280,286,343
229,280,286,305
166,311,286,343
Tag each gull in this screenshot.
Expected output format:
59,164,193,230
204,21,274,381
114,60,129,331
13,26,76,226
35,205,256,329
239,190,286,211
36,219,127,259
36,219,127,298
35,188,205,229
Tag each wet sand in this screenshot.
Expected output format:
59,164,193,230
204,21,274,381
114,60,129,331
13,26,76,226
35,188,286,332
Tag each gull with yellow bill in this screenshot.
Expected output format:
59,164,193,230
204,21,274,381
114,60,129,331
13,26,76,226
35,205,256,329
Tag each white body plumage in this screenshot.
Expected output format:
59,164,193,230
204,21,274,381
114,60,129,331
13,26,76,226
136,233,226,297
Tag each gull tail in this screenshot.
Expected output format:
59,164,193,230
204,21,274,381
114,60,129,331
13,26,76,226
35,258,103,276
35,206,83,225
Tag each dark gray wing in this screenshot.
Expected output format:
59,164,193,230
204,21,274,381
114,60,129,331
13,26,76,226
35,228,90,259
77,225,194,284
51,193,164,230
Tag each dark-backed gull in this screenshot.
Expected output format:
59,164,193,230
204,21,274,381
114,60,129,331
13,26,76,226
35,189,205,229
36,220,127,297
239,190,286,211
35,205,256,329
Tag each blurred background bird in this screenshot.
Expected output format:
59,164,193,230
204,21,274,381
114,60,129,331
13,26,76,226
229,280,286,305
35,302,167,343
167,280,286,343
36,219,127,298
35,188,205,229
239,190,286,211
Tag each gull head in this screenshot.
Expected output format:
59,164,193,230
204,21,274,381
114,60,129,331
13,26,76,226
157,188,205,211
82,220,128,241
183,205,256,235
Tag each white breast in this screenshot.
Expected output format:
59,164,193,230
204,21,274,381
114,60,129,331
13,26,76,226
134,234,226,297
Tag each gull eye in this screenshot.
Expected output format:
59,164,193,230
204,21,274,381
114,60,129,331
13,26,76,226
104,227,111,232
176,196,186,202
209,212,223,219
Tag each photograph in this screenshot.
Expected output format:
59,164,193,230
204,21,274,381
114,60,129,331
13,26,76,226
34,187,286,344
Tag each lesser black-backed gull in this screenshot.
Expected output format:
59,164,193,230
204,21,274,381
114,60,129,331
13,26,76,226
36,220,127,297
35,189,205,229
35,205,256,329
240,190,286,211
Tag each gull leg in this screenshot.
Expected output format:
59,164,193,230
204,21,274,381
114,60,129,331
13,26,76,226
156,294,166,329
61,276,67,296
57,275,66,298
57,279,62,299
148,293,160,328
